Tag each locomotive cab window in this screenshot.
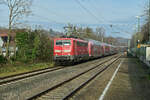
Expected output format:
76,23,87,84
56,40,71,46
56,40,62,45
63,40,71,45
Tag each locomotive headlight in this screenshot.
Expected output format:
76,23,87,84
64,50,71,52
55,50,61,52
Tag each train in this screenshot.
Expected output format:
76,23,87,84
53,37,120,64
129,44,150,67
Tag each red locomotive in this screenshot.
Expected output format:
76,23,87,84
54,38,89,63
54,37,118,64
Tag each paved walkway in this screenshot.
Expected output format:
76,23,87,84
103,57,150,100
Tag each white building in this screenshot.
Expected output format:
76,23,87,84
0,37,3,47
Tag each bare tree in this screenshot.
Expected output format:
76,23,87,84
0,0,32,58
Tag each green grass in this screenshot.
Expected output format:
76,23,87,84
0,62,55,77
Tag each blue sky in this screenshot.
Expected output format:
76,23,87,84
0,0,148,38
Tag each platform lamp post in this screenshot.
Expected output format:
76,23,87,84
149,0,150,42
135,16,142,48
135,16,141,33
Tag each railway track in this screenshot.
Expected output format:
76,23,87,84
0,66,65,85
0,55,116,86
0,54,120,100
28,54,122,100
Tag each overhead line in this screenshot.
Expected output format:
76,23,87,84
74,0,102,23
88,0,110,23
33,1,135,36
74,0,130,35
87,0,138,35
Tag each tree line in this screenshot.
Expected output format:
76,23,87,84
0,28,54,65
64,24,119,45
130,5,150,47
64,24,105,41
15,29,53,62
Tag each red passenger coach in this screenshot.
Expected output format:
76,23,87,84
103,43,111,55
88,40,104,58
54,38,89,63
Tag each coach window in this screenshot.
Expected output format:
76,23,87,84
77,41,80,46
77,41,88,46
82,42,88,46
84,43,88,46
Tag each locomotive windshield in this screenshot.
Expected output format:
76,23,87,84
56,40,62,45
56,40,71,46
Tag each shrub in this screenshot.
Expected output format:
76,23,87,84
16,30,53,63
0,55,7,65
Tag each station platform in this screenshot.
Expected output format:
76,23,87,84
103,56,150,100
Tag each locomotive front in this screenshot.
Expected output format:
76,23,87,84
54,38,74,63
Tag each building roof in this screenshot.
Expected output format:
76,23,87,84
0,29,16,37
0,33,8,37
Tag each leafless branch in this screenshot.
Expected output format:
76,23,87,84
1,0,32,27
0,0,33,57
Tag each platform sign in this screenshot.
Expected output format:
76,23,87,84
146,47,150,61
128,40,131,48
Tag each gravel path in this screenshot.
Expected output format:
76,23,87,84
103,57,150,100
